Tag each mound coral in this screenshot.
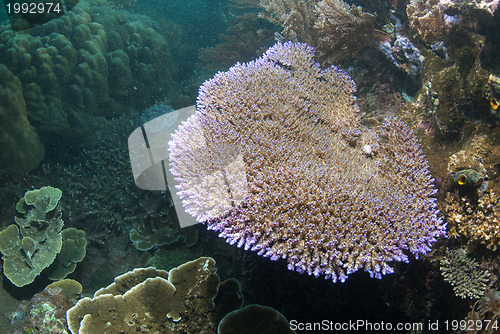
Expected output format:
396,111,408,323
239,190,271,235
0,0,176,136
169,42,445,283
0,64,44,172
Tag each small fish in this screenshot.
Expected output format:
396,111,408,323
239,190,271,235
490,98,499,110
488,74,500,113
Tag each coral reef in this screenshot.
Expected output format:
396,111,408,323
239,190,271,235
0,64,44,173
404,37,489,140
440,248,491,299
0,186,64,287
67,257,220,333
0,0,178,138
22,282,79,334
169,42,445,283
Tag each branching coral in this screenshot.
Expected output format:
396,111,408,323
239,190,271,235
169,42,445,283
406,0,455,44
443,192,500,250
259,0,317,43
257,0,375,61
440,249,491,299
314,0,376,61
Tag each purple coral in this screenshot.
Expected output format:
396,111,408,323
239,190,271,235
169,42,446,283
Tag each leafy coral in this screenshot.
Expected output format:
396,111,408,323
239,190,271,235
0,186,63,287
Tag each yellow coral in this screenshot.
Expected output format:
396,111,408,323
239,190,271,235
444,192,500,250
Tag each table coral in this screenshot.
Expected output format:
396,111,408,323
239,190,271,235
169,42,445,283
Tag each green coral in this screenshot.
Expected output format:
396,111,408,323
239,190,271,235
129,225,198,251
129,226,181,251
47,228,87,280
0,0,180,140
146,248,202,271
16,186,62,214
0,186,64,287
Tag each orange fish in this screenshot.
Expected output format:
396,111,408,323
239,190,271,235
491,98,499,110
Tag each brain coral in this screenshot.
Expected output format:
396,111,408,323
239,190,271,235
169,42,446,283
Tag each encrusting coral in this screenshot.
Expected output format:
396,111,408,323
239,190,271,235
169,42,445,283
46,279,83,300
440,248,491,299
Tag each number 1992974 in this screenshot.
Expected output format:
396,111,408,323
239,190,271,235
5,2,61,14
